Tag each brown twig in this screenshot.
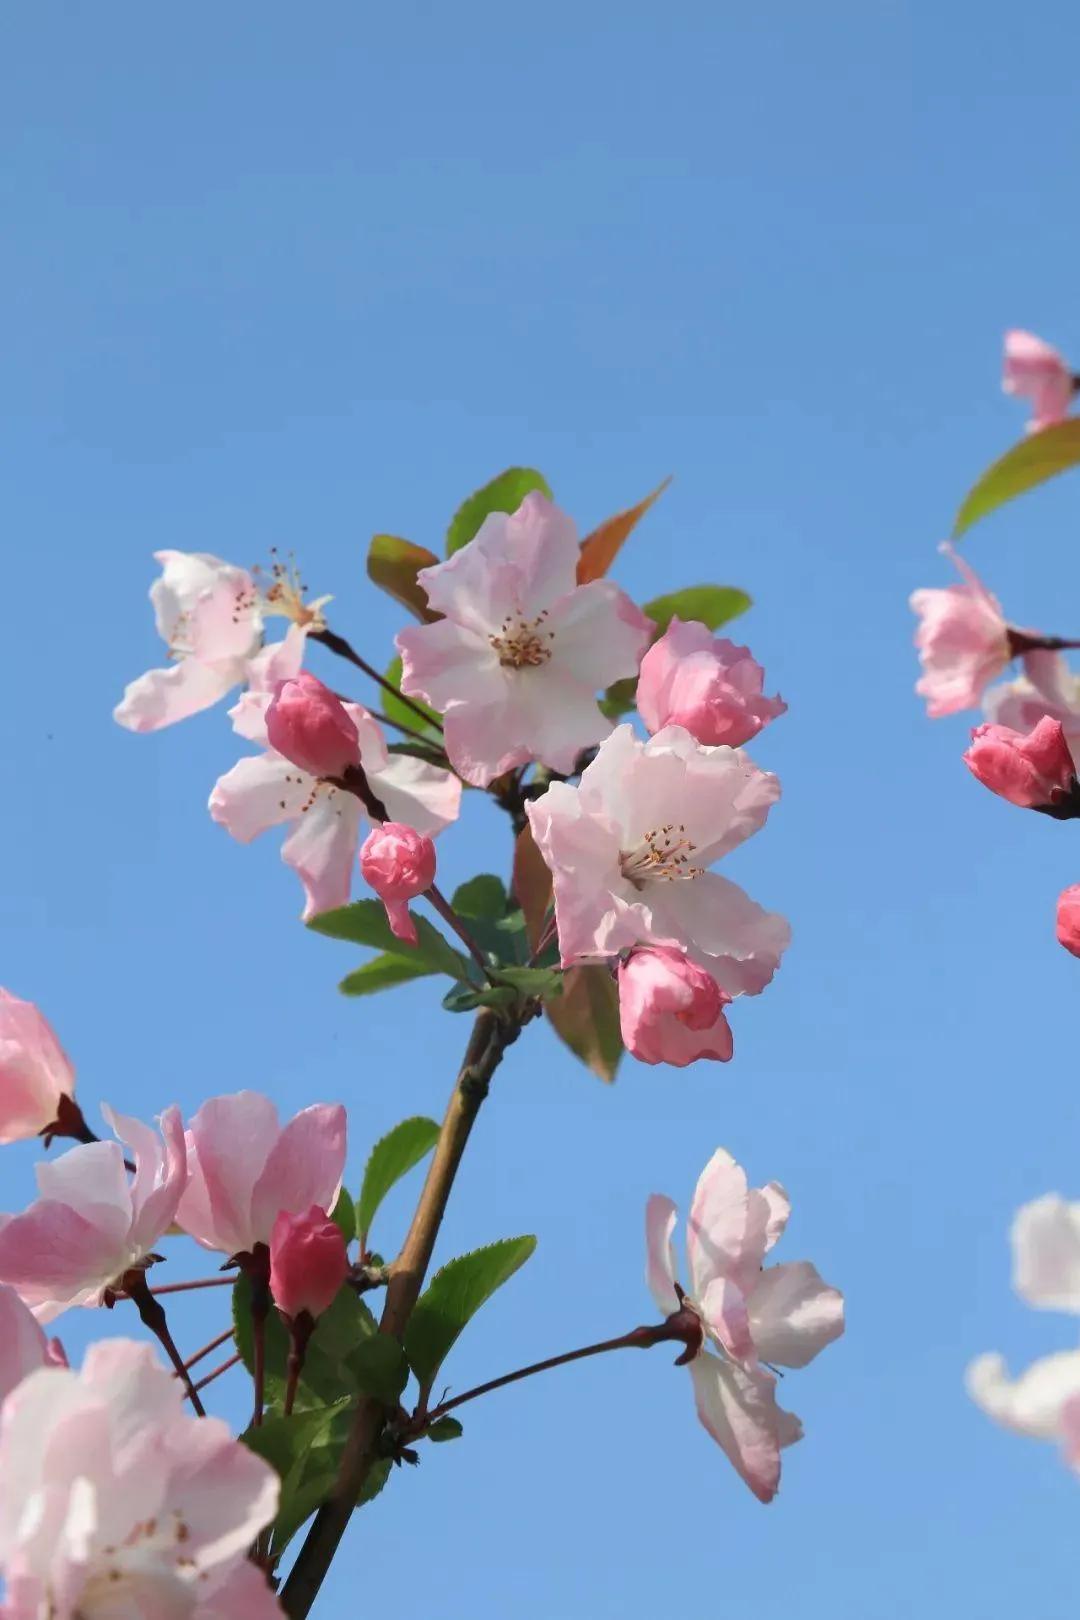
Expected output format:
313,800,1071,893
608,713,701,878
193,1352,241,1394
124,1271,207,1417
312,627,443,733
181,1326,235,1373
425,884,490,974
149,1276,233,1297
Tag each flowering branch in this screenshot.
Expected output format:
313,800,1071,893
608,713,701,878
424,883,490,973
311,627,443,733
1007,629,1080,656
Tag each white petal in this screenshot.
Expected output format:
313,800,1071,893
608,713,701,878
748,1261,845,1368
366,754,462,835
1012,1195,1080,1313
687,1352,789,1503
281,791,362,920
209,754,309,843
644,1195,680,1316
114,660,239,733
967,1349,1080,1440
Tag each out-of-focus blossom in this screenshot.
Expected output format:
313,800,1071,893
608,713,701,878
0,1286,65,1409
359,822,437,946
270,1205,349,1321
617,947,732,1066
637,618,786,747
964,717,1080,814
396,493,653,787
0,990,76,1146
910,547,1012,718
1057,885,1080,959
984,650,1080,763
266,672,361,780
1003,329,1074,434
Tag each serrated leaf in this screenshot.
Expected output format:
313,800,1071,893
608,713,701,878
451,874,508,920
331,1186,356,1245
446,469,553,556
426,1416,464,1442
233,1276,378,1411
576,477,671,584
953,419,1080,538
546,963,622,1082
405,1236,537,1394
348,1335,409,1402
512,823,553,952
309,899,473,983
242,1399,354,1554
642,584,752,636
339,953,436,997
356,1116,441,1250
367,534,441,623
381,655,442,737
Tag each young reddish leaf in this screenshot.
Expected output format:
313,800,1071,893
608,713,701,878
512,823,553,951
576,477,672,585
546,964,623,1083
367,535,441,623
952,419,1080,539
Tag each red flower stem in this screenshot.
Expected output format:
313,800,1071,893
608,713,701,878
125,1272,207,1417
424,885,490,974
1008,629,1080,655
193,1353,241,1394
243,1246,272,1430
181,1326,235,1372
312,627,443,733
149,1276,233,1296
284,1314,315,1418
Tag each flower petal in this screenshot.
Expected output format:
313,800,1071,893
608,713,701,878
366,753,462,836
114,660,240,734
209,754,307,844
280,792,362,920
249,1104,347,1248
688,1352,789,1503
644,1194,680,1316
967,1349,1080,1440
747,1261,845,1368
700,1274,755,1363
1012,1195,1080,1313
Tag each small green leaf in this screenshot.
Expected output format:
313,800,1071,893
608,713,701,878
405,1236,537,1394
357,1456,392,1507
952,419,1080,538
491,965,563,999
441,983,519,1013
348,1335,410,1402
242,1399,354,1553
546,963,622,1082
339,953,436,997
309,899,473,983
233,1276,378,1411
599,676,639,719
451,874,508,920
426,1416,464,1443
446,469,553,556
381,655,442,737
331,1186,356,1245
357,1116,441,1250
643,585,752,636
367,535,441,623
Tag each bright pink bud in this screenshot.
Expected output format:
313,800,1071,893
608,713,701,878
636,618,786,747
1056,886,1080,959
617,947,733,1068
0,990,76,1146
1003,329,1074,434
265,672,361,779
359,822,436,946
269,1204,349,1321
964,717,1079,813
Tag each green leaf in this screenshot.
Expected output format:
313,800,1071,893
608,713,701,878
546,963,623,1082
446,469,553,556
599,676,639,719
339,953,436,997
451,874,508,920
577,477,672,583
643,584,752,635
491,965,563,999
441,982,519,1013
357,1456,392,1507
952,419,1080,538
348,1335,410,1402
243,1399,354,1554
405,1236,537,1394
426,1416,464,1443
366,535,441,623
309,899,473,984
356,1116,441,1250
331,1186,356,1245
233,1276,378,1411
381,655,442,738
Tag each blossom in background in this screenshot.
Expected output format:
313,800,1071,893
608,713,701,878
1057,886,1080,959
637,618,786,747
270,1205,349,1322
176,1091,345,1261
646,1147,843,1502
359,822,437,945
910,546,1013,717
0,989,76,1146
0,1339,281,1618
984,650,1080,762
963,717,1080,814
0,1106,187,1323
0,1286,65,1409
617,947,732,1066
396,493,653,787
526,723,789,997
1003,329,1075,434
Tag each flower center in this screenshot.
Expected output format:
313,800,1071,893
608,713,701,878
489,612,554,670
620,824,704,888
259,549,330,630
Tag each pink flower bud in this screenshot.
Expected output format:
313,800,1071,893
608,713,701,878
265,672,361,779
637,618,786,747
359,822,436,946
0,990,76,1146
1056,886,1080,959
1003,329,1074,434
269,1204,349,1321
617,947,733,1068
964,717,1079,813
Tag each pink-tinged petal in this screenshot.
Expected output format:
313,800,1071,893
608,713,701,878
686,1148,768,1299
162,1414,280,1568
525,783,628,964
188,572,264,665
1011,1194,1080,1313
747,1261,845,1368
760,1182,791,1252
114,659,241,734
638,620,786,747
103,1105,188,1255
149,552,259,644
700,1274,755,1363
35,1140,132,1247
245,625,308,693
0,991,76,1146
280,792,362,920
384,899,418,944
440,698,544,789
198,1560,284,1619
176,1093,281,1257
397,619,502,712
688,1352,785,1503
0,1201,128,1318
249,1104,347,1249
652,873,791,999
229,690,273,746
967,1349,1080,1440
641,728,782,865
1003,329,1074,432
417,494,580,631
619,949,733,1067
644,1194,680,1316
209,753,305,843
365,752,462,836
0,1285,56,1406
545,581,653,690
910,552,1011,719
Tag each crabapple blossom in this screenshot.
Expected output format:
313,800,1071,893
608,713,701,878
1057,885,1080,958
175,1091,346,1260
0,1339,281,1619
270,1205,349,1321
984,650,1080,762
637,618,786,747
266,672,361,780
617,947,732,1066
910,546,1013,717
359,822,437,946
646,1147,843,1502
526,723,789,997
1003,329,1075,434
396,493,653,787
0,1286,65,1409
963,717,1080,814
0,989,76,1146
0,1106,187,1323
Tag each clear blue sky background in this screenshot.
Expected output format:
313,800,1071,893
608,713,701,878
4,3,1080,1615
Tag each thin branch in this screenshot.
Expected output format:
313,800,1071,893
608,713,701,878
181,1326,235,1373
1008,629,1080,656
425,884,490,973
125,1272,206,1417
149,1276,233,1297
312,627,443,732
193,1352,241,1394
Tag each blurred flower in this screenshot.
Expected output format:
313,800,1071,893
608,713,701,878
0,989,76,1146
964,717,1080,813
910,546,1012,718
637,618,785,747
1057,885,1080,959
1003,329,1074,433
0,1285,65,1408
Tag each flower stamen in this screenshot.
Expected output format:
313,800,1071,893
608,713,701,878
489,611,554,670
620,824,704,887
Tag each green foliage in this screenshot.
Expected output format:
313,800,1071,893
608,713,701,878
349,1335,410,1402
643,584,752,635
242,1398,356,1553
309,899,474,984
356,1116,441,1249
599,676,639,719
952,420,1080,538
546,963,623,1082
232,1274,378,1411
331,1186,356,1245
405,1236,537,1394
446,469,553,556
366,534,440,623
426,1416,464,1442
338,953,436,997
442,982,520,1013
381,654,442,736
451,874,508,919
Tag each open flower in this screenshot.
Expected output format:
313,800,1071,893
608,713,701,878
526,723,789,996
910,546,1013,718
0,1286,65,1409
617,947,733,1066
176,1091,346,1261
396,493,653,787
1003,329,1075,434
0,1339,281,1619
647,1148,843,1501
637,618,786,747
0,989,76,1146
0,1107,187,1323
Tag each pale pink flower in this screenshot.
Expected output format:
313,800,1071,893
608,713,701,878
984,650,1080,763
1003,329,1074,434
910,546,1012,718
266,672,361,779
0,989,76,1146
359,822,437,946
1057,885,1080,959
964,717,1079,812
0,1106,187,1323
637,618,786,747
176,1091,346,1260
0,1286,65,1410
211,684,460,921
647,1148,843,1502
525,723,789,996
270,1205,349,1321
396,493,653,787
0,1339,281,1619
617,947,733,1067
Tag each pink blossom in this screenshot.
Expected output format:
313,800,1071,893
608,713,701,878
266,671,361,779
637,618,786,747
176,1091,346,1260
270,1205,349,1320
964,717,1079,812
1057,885,1080,959
0,1339,280,1619
396,493,653,787
0,1106,187,1323
0,1286,65,1410
359,822,437,945
525,723,789,997
0,990,76,1146
984,649,1080,762
647,1148,843,1501
618,947,733,1067
1003,329,1074,434
211,682,460,920
910,547,1012,717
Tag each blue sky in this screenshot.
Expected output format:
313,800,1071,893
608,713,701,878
4,2,1080,1614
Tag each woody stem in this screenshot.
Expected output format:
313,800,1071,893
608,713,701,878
126,1272,206,1417
312,627,443,732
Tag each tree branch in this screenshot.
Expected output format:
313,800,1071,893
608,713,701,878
312,627,443,733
